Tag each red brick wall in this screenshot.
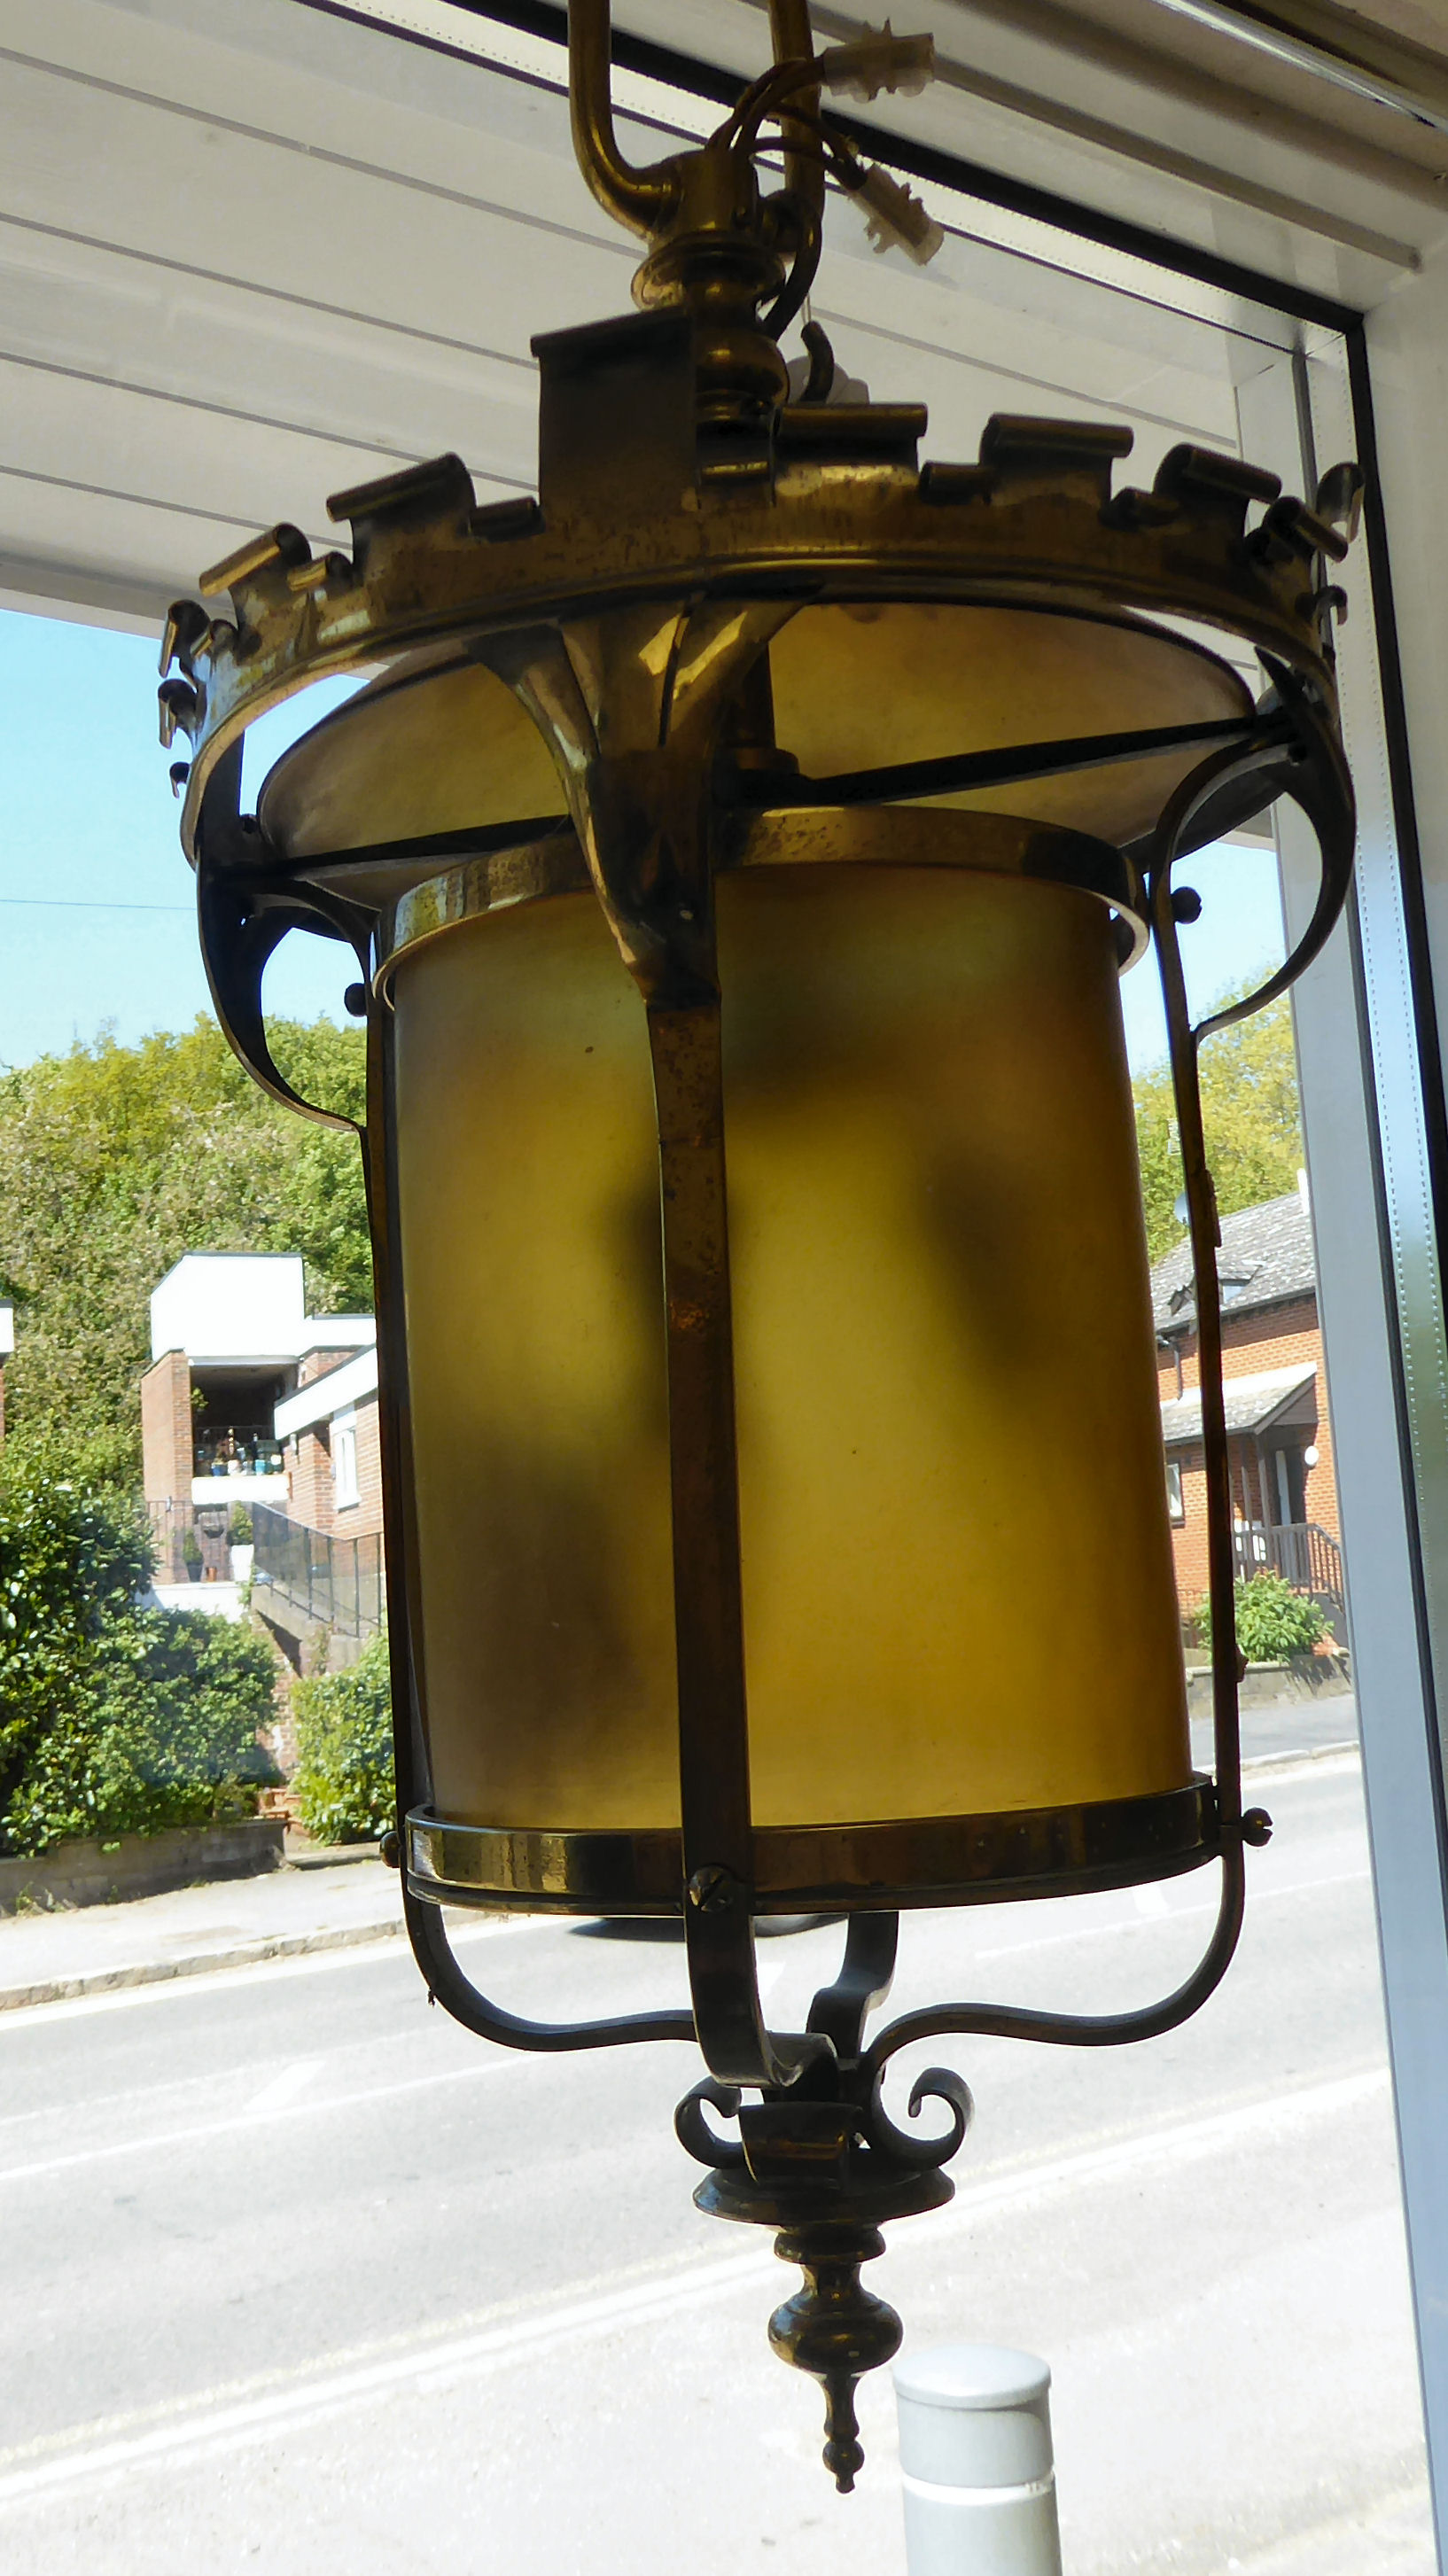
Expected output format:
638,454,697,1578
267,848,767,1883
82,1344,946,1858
1156,1293,1339,1614
297,1344,362,1390
142,1350,193,1505
282,1394,384,1540
285,1424,334,1531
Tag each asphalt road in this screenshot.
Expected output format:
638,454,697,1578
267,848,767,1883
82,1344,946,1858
0,1755,1430,2576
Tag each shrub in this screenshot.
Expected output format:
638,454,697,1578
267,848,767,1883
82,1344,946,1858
0,1453,152,1816
4,1610,281,1854
1195,1570,1328,1662
291,1633,394,1844
0,1455,281,1855
228,1504,253,1545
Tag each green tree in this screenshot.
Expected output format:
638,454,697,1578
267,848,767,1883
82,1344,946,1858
0,1015,370,1471
1133,988,1304,1262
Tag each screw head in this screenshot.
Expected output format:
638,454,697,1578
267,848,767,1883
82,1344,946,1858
344,982,369,1018
1172,885,1203,923
379,1828,401,1869
1242,1808,1273,1848
687,1864,735,1912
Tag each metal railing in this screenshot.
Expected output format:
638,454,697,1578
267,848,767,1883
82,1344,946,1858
1232,1520,1346,1622
250,1500,384,1639
146,1497,236,1584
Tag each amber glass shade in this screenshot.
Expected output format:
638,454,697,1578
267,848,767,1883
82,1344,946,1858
388,852,1188,1838
257,606,1249,861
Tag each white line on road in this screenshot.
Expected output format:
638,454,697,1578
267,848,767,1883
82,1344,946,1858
0,1868,1373,2179
0,2047,529,2187
975,1864,1370,1962
241,2058,320,2119
923,2064,1387,2248
0,2061,1390,2510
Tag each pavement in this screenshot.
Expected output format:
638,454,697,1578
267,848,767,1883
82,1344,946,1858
1189,1687,1357,1776
0,1841,406,2012
0,1693,1358,2015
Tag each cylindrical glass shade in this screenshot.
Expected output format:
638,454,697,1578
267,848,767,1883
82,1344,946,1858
388,848,1188,1848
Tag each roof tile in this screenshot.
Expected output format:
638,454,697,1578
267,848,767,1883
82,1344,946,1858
1150,1189,1314,1335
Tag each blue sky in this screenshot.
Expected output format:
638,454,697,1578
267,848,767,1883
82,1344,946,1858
0,609,360,1066
0,606,1284,1073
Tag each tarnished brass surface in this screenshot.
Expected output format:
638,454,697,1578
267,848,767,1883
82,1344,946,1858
374,805,1149,990
391,852,1187,1836
164,376,1343,845
378,837,593,982
405,1778,1216,1913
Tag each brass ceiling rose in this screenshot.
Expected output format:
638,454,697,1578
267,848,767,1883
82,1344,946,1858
158,0,1360,2494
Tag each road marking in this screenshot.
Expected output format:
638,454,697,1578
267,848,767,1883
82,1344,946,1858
0,2048,535,2187
1133,1883,1172,1918
976,1864,1370,1961
0,2061,1390,2510
241,2058,320,2119
921,2064,1387,2248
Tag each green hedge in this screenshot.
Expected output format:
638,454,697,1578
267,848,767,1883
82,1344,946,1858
1195,1569,1328,1662
6,1611,280,1854
0,1456,279,1855
291,1633,394,1845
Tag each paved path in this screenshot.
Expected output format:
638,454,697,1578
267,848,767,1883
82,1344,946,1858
1191,1689,1357,1775
0,1847,404,2009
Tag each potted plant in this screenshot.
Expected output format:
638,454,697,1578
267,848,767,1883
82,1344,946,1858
228,1502,254,1586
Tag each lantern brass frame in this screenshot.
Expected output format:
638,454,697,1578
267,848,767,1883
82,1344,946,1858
158,0,1360,2490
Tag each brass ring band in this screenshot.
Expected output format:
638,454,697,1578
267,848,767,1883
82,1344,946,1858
373,805,1149,996
406,1778,1218,1918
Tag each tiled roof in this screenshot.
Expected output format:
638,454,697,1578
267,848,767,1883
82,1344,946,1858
1159,1361,1316,1449
1150,1189,1315,1336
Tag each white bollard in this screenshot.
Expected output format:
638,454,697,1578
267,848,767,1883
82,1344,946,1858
893,2345,1064,2576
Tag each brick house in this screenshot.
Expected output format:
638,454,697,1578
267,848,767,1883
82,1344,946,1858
142,1255,373,1510
1151,1184,1343,1630
141,1255,377,1599
273,1343,383,1541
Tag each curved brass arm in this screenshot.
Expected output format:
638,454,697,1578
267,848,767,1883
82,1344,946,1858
569,0,680,237
767,0,826,225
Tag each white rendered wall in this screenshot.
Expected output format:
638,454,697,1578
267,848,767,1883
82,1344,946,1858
149,1252,307,1364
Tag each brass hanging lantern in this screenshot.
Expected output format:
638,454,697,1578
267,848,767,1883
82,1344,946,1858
157,0,1359,2492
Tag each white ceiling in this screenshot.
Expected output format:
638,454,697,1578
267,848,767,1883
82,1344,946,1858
1,0,1417,641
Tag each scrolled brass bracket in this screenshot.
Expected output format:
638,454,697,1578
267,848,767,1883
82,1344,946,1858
674,1924,971,2490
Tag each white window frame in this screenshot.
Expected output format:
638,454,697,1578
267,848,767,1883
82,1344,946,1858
331,1408,359,1513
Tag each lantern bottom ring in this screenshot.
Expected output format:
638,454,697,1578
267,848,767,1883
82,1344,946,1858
405,1778,1218,1918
